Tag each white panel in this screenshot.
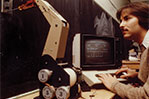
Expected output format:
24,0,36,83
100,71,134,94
94,0,118,22
72,34,81,68
110,0,130,10
94,0,130,22
130,0,149,2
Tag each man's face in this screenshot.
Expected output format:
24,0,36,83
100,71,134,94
119,8,142,41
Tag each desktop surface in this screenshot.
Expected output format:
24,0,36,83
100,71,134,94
8,88,116,99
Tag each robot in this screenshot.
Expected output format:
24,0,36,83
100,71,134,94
2,0,81,98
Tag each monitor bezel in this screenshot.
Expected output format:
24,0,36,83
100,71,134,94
80,34,117,70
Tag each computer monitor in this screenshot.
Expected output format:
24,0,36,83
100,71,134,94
72,33,120,70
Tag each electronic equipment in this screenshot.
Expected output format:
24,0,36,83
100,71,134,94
72,33,124,86
37,55,81,99
81,69,126,86
1,0,13,14
31,0,81,98
2,0,70,98
72,33,120,70
7,0,79,98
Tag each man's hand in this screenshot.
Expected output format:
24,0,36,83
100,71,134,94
96,73,118,91
115,65,138,79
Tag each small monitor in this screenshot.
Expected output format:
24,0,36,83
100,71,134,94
72,33,119,70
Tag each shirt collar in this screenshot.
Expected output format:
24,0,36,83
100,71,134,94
142,30,149,49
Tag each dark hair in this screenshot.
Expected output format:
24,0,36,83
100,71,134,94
116,2,149,30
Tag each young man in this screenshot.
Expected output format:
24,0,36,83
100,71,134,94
96,2,149,99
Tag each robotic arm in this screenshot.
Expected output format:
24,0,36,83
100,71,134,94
34,0,69,60
16,0,69,60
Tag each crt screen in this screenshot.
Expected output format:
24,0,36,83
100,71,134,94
84,39,114,65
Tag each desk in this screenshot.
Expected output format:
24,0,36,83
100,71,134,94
122,60,140,69
8,89,39,99
9,60,139,99
9,89,115,99
80,89,115,99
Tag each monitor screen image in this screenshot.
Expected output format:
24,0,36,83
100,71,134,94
83,38,114,65
81,34,116,70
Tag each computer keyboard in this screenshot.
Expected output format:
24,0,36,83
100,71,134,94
95,73,122,78
82,69,126,87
